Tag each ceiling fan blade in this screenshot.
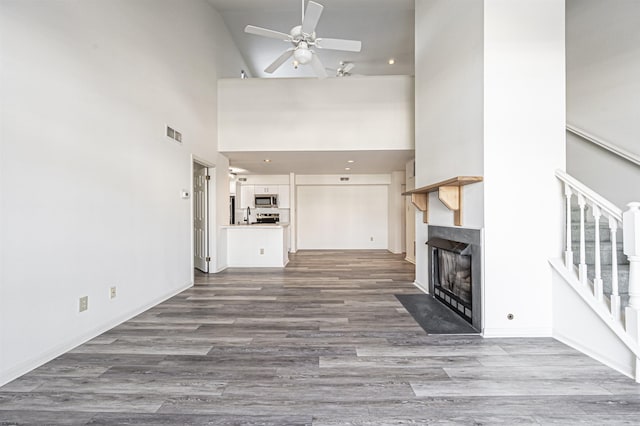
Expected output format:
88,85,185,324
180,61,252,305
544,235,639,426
301,1,324,35
342,63,355,73
316,38,362,52
264,48,295,74
245,25,290,41
310,53,328,79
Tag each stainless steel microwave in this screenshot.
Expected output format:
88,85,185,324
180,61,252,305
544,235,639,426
254,194,278,208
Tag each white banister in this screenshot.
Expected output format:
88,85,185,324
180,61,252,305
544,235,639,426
564,184,573,268
556,169,624,319
556,170,640,382
578,194,588,285
610,216,621,322
556,170,623,223
624,203,640,309
624,202,640,382
593,204,603,301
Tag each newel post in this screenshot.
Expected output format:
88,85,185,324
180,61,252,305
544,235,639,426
623,202,640,382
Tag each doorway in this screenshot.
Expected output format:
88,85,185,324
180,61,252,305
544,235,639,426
193,162,210,273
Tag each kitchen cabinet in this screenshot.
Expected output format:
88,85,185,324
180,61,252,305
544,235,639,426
254,185,277,194
240,185,255,209
222,224,290,267
277,185,290,208
241,184,290,209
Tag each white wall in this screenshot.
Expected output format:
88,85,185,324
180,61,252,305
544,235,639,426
482,0,565,337
388,171,406,254
0,0,246,385
297,185,389,250
552,265,635,379
218,76,415,152
414,0,565,336
566,0,640,207
214,154,231,271
567,132,640,208
566,0,640,157
404,159,416,263
236,175,290,185
414,0,485,286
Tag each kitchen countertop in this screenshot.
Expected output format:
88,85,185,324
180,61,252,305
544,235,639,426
221,223,289,229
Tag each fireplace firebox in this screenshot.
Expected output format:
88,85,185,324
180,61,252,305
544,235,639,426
427,226,482,331
429,238,472,323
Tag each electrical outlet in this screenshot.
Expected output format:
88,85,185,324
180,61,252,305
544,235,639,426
260,248,264,255
110,286,117,299
79,296,88,312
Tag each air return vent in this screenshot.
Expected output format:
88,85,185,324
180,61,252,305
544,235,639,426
166,125,182,143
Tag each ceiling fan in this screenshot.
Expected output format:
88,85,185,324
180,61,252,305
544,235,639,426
333,61,355,77
244,0,362,79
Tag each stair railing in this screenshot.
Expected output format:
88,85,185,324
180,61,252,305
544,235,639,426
623,202,640,381
557,169,640,380
557,170,625,318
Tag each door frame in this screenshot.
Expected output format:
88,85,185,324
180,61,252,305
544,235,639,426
191,155,216,283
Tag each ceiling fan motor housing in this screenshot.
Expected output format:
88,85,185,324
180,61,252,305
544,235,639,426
290,25,316,44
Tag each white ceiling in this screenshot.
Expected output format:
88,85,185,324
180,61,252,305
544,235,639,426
223,150,414,175
208,0,416,176
207,0,415,78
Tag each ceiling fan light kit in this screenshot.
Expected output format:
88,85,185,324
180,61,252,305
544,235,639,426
293,43,313,65
244,1,362,79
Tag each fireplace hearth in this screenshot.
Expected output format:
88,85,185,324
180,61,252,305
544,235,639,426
427,226,482,331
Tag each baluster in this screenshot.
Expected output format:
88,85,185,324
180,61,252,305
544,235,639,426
592,205,603,301
578,194,588,284
610,216,621,321
564,184,573,268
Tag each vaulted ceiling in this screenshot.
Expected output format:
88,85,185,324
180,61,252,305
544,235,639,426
207,0,416,174
207,0,415,78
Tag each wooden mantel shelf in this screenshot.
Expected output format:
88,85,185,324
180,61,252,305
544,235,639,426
402,176,483,226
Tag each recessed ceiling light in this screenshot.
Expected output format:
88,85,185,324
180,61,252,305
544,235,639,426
347,160,355,163
388,58,395,65
345,167,351,171
263,159,271,163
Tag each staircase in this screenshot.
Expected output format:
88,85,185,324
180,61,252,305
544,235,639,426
552,170,640,381
571,205,630,305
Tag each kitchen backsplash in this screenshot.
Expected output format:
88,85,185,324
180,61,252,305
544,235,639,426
237,208,290,224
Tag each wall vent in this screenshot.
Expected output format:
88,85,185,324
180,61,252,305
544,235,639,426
340,177,350,181
166,125,183,143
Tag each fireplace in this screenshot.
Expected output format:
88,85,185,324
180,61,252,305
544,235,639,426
427,226,482,331
429,238,472,323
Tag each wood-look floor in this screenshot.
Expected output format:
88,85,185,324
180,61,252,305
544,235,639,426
2,250,640,425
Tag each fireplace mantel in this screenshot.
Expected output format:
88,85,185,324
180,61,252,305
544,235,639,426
402,176,483,226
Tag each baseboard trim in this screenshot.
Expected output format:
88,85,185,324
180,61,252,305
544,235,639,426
0,281,193,387
553,330,634,379
482,327,552,338
404,257,416,265
413,280,429,294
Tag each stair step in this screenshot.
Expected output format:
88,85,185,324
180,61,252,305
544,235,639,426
570,222,617,242
587,264,630,295
570,205,591,221
572,241,627,265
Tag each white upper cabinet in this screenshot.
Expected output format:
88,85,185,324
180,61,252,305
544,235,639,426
254,185,277,194
240,185,255,209
278,185,290,208
240,184,290,209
